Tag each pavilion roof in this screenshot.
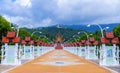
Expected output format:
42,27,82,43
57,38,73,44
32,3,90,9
105,32,114,39
25,36,31,42
2,37,9,43
93,41,98,45
21,40,27,45
89,37,95,42
112,37,119,44
12,37,20,43
29,40,34,45
7,32,16,38
100,37,108,44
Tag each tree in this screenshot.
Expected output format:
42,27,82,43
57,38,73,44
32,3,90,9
113,24,120,48
0,15,12,46
18,28,31,40
113,24,120,37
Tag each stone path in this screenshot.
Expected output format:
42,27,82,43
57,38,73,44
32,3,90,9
0,60,28,73
90,60,120,73
3,50,115,73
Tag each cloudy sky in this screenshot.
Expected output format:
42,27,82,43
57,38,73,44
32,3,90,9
0,0,120,28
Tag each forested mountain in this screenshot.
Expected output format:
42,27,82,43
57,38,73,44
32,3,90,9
37,23,119,32
22,23,120,42
61,23,119,32
23,26,84,42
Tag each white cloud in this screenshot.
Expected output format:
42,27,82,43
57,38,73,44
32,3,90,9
39,18,53,27
55,0,120,20
3,14,32,27
0,0,120,28
14,0,32,8
91,16,120,24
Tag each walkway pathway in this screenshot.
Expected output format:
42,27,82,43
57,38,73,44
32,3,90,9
0,60,28,73
4,50,114,73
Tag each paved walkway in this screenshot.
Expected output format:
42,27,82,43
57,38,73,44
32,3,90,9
91,60,120,73
4,50,115,73
0,60,28,73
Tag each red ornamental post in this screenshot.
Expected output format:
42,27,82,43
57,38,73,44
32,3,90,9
29,40,34,45
2,37,9,43
79,42,82,46
86,41,91,45
93,41,98,45
81,40,86,44
89,37,95,43
12,37,20,43
112,37,119,44
89,37,98,45
73,42,76,47
21,40,27,45
37,41,41,46
100,37,108,44
1,31,21,65
25,36,31,42
7,32,16,39
105,32,114,39
99,32,119,66
2,32,21,43
81,40,86,46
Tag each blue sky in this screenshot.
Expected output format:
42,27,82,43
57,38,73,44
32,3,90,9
0,0,120,28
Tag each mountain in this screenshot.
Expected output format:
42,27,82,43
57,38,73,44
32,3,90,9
60,23,119,32
37,23,119,32
23,26,83,42
23,23,119,42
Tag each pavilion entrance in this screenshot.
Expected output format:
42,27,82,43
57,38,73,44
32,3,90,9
54,33,63,50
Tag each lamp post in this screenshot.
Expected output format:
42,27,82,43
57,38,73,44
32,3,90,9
31,31,49,41
16,2,31,37
78,31,92,59
40,35,49,41
72,35,80,42
31,31,49,40
78,31,89,40
16,26,19,37
87,24,109,37
12,25,19,37
9,17,19,37
87,24,109,65
73,35,80,38
40,35,47,38
31,31,47,55
65,38,72,43
31,31,42,36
